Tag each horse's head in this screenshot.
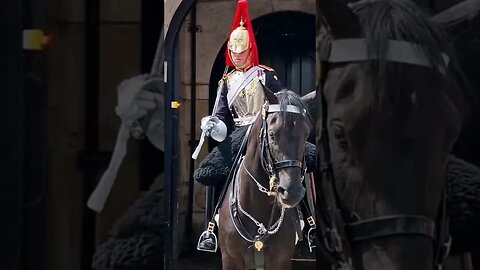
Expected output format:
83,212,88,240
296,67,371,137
317,0,471,268
258,88,312,208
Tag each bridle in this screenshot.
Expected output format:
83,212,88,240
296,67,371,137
315,37,452,270
259,103,308,196
228,101,310,269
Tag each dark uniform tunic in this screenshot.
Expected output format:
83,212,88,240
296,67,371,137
214,65,283,133
195,65,283,186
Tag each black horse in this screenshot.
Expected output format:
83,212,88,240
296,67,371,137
217,89,311,270
315,0,472,269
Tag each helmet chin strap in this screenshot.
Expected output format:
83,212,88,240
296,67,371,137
230,49,253,70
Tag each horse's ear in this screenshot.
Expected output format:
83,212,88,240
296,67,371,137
263,84,279,104
301,90,317,117
317,0,361,38
431,0,480,33
301,90,316,104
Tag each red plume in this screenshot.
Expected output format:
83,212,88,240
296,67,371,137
225,0,259,67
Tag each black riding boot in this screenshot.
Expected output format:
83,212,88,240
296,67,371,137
197,186,219,252
197,232,217,252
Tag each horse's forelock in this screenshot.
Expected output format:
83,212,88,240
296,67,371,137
274,90,313,126
344,0,471,117
352,0,449,71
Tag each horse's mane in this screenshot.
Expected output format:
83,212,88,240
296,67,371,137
275,90,313,126
347,0,473,116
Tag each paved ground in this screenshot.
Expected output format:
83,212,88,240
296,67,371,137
177,238,315,269
178,251,221,270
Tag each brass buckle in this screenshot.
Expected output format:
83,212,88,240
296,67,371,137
267,175,278,196
307,216,316,227
207,222,215,232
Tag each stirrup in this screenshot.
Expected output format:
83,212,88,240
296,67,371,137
436,236,452,270
197,222,218,253
307,227,316,252
307,216,316,252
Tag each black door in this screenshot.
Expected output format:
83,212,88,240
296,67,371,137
255,11,316,96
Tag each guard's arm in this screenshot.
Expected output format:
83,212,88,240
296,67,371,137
213,80,235,132
200,80,234,142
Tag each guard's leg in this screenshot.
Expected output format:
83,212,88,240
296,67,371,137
197,186,218,252
206,185,215,222
270,257,292,270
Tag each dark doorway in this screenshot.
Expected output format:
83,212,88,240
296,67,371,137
255,11,316,96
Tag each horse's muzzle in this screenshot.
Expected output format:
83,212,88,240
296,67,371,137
277,184,305,208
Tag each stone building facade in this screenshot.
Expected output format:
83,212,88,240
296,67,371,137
165,0,316,246
41,0,473,268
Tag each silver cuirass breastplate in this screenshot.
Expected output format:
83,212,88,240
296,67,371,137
226,69,266,126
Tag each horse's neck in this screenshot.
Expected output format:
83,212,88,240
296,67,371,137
237,140,278,226
356,238,435,270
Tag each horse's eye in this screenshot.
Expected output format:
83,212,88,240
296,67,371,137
270,115,278,124
331,121,349,149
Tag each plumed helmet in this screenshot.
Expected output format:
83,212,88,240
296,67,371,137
228,19,250,54
225,0,259,67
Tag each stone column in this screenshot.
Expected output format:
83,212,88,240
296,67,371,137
46,0,142,269
46,0,87,269
95,0,142,245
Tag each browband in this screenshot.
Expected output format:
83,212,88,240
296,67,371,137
325,39,449,74
268,104,305,115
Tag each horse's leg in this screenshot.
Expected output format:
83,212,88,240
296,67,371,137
218,191,243,270
269,258,292,270
221,252,241,270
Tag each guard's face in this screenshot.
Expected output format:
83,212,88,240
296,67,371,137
230,48,251,69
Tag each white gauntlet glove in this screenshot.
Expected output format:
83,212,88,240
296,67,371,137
115,74,164,150
200,116,218,134
200,116,227,142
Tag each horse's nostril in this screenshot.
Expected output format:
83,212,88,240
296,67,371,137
277,186,286,195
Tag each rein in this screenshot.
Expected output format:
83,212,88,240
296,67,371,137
236,157,286,236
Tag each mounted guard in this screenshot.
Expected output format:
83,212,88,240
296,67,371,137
191,2,282,154
193,0,301,252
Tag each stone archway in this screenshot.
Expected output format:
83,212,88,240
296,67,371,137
164,0,316,264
